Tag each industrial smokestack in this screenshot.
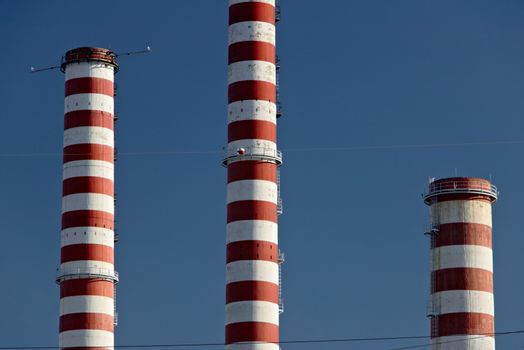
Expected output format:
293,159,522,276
58,47,118,350
423,177,497,350
224,0,283,348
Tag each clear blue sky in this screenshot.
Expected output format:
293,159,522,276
1,0,524,349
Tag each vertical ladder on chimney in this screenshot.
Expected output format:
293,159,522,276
278,250,285,314
431,315,439,340
277,168,283,215
276,55,282,119
425,197,440,342
113,283,118,326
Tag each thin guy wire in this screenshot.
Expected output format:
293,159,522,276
0,140,522,158
388,330,524,350
0,330,523,350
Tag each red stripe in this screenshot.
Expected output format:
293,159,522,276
61,244,114,264
59,313,114,332
63,177,114,197
229,2,275,25
427,178,495,203
63,144,114,164
228,161,277,183
428,194,494,203
227,240,278,263
65,78,114,97
229,41,275,64
60,279,114,298
61,348,111,350
434,223,492,248
64,110,114,130
430,177,492,191
228,120,276,143
227,201,277,223
64,47,116,67
62,210,114,230
433,268,493,293
229,81,276,104
433,313,494,338
225,322,278,344
226,281,279,303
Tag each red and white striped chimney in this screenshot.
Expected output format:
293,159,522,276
58,47,118,350
224,0,283,349
423,177,497,350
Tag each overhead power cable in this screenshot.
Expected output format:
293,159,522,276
388,329,524,350
0,140,523,158
282,140,524,152
1,330,523,350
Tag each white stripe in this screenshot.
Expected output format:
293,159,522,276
230,0,275,6
61,227,114,248
432,335,494,350
59,329,113,348
227,180,277,204
226,345,279,350
227,220,278,244
432,290,494,315
60,261,114,275
65,62,115,81
431,200,492,226
228,139,277,152
229,21,275,45
227,260,279,284
64,127,114,148
226,301,279,325
62,193,114,214
63,160,114,180
431,245,493,272
228,100,277,124
60,296,114,316
65,93,114,114
229,60,276,85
